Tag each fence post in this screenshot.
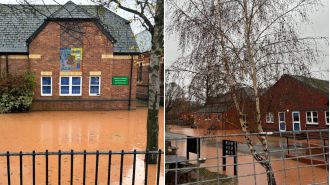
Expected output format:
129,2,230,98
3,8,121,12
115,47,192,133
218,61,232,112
107,150,112,185
7,151,11,185
46,150,48,185
132,149,137,185
120,150,124,185
32,150,35,185
234,142,237,176
58,150,61,185
95,150,99,185
222,141,226,171
19,151,23,185
144,150,149,185
70,150,74,185
83,150,86,185
157,149,162,185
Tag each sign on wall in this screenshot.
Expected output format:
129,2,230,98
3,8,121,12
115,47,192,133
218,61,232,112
112,76,129,85
60,48,82,71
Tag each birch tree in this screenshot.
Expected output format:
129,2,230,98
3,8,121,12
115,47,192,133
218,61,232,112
95,0,164,164
168,0,327,184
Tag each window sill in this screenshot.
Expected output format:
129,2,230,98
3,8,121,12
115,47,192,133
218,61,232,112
41,94,52,96
306,123,319,125
59,95,82,96
266,122,274,124
89,94,100,96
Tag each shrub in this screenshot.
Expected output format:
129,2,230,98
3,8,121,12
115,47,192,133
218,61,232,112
0,72,35,113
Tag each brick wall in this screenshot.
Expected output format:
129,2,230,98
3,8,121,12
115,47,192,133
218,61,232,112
261,75,329,131
0,55,29,76
27,21,137,110
136,53,164,104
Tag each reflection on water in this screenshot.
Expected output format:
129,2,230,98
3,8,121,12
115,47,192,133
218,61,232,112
0,108,164,185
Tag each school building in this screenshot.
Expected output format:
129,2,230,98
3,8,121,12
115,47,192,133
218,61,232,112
0,1,140,110
193,75,329,132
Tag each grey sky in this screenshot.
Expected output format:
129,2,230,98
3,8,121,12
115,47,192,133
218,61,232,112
165,0,329,80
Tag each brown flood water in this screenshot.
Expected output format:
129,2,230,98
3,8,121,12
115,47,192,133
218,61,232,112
167,125,328,185
0,108,164,185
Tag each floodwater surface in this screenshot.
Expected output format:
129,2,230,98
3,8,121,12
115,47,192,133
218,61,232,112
0,108,164,185
167,125,328,185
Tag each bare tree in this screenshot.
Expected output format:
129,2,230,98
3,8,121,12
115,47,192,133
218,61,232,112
168,0,327,184
165,81,185,114
94,0,164,164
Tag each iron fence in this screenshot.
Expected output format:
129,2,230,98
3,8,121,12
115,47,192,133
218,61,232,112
0,149,163,185
165,129,328,185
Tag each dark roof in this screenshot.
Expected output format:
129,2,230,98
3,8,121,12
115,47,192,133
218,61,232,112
196,104,232,113
0,1,139,53
289,75,329,94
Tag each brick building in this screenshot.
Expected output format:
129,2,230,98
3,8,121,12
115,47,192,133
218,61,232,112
0,1,140,110
135,30,164,105
193,75,329,132
193,87,256,130
260,75,329,132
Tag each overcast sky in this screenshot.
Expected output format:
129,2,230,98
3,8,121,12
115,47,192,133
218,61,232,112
165,0,329,80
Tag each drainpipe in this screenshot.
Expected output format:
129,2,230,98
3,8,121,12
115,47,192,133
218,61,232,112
128,55,134,110
5,55,8,76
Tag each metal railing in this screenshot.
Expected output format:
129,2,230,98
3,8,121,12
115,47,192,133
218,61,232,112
0,149,163,185
165,129,329,185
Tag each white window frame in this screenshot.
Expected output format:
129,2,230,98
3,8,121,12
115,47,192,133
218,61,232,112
89,76,101,96
292,111,301,131
306,111,318,125
325,111,329,125
59,76,82,96
266,112,274,123
41,76,52,96
278,112,286,131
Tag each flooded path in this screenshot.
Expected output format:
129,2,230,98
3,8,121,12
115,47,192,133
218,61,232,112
167,125,328,185
0,108,164,185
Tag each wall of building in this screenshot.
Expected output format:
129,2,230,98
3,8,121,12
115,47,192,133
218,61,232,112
26,21,137,110
136,53,164,104
260,76,329,131
0,55,29,76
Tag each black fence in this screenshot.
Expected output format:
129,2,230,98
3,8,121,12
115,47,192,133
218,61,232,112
0,149,163,185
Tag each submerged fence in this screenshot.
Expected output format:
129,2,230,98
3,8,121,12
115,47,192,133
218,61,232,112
0,150,163,185
165,129,329,185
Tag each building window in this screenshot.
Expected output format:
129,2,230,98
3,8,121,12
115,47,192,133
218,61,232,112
325,111,329,125
266,112,274,123
89,76,101,96
279,112,286,131
60,76,82,96
306,111,318,125
41,76,52,96
292,111,301,131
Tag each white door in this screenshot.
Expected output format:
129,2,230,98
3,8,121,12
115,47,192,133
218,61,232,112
278,112,286,131
292,111,301,131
